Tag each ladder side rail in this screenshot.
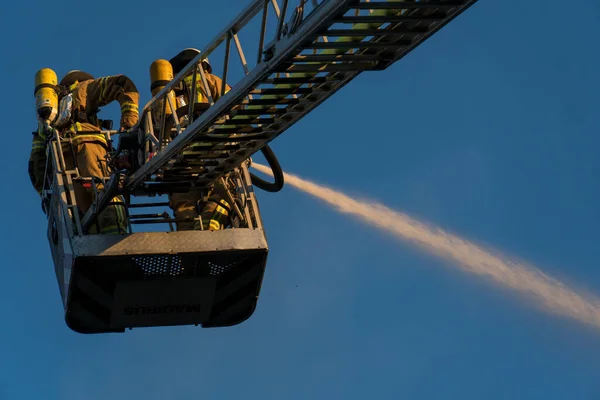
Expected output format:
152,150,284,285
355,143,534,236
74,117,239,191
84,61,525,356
49,144,75,239
238,169,255,229
80,173,121,232
240,162,264,230
49,138,84,237
46,187,69,306
142,109,159,163
220,32,233,98
187,63,199,125
257,0,270,65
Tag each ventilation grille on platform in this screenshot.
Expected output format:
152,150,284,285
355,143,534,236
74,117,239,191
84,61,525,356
209,261,236,276
134,255,184,277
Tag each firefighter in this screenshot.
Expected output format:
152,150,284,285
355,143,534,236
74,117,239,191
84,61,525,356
151,49,233,231
29,70,140,234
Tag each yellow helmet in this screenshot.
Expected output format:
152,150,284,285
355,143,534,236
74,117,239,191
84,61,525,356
170,48,212,75
60,70,95,87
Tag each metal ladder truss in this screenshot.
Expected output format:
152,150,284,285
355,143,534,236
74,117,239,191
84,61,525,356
123,0,478,196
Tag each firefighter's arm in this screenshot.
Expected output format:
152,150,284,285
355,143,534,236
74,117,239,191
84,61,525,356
86,75,140,130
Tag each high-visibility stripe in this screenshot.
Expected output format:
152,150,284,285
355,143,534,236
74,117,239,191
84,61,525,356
120,101,138,110
37,124,49,138
70,134,108,146
184,74,209,103
99,77,108,103
201,218,222,230
218,198,230,207
111,196,128,233
32,142,45,151
68,122,84,133
215,205,228,216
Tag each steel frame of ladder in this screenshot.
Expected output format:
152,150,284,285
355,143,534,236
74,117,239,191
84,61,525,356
81,0,478,229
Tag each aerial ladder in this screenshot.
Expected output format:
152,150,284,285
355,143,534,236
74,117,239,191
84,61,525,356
39,0,478,334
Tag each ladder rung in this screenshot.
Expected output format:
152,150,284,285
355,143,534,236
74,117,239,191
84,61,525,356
180,154,230,160
166,165,214,171
276,62,377,73
292,54,377,62
252,87,313,95
158,174,203,180
214,117,275,124
245,98,301,105
322,27,429,36
198,133,272,142
180,146,231,153
351,2,463,10
322,26,429,37
262,76,330,85
212,126,264,133
219,144,241,150
178,148,242,155
174,164,224,170
335,15,446,24
305,41,410,49
178,145,237,151
230,108,288,116
161,173,207,180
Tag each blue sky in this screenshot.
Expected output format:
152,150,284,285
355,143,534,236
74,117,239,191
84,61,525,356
1,0,600,398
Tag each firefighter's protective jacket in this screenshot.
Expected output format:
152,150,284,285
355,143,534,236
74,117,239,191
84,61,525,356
182,72,231,104
28,75,140,195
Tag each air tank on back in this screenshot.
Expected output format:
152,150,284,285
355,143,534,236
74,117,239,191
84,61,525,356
34,68,59,124
149,59,177,126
